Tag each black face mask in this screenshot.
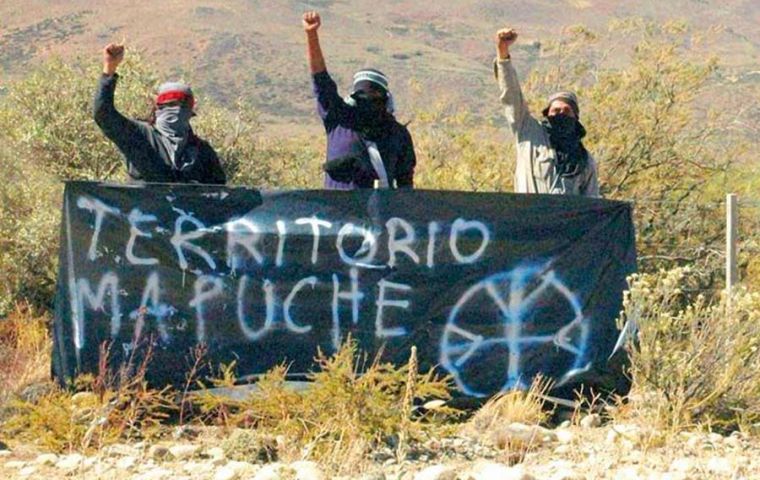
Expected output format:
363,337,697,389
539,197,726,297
541,114,588,176
542,114,585,150
351,91,391,138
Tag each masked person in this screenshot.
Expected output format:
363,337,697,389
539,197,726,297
93,44,226,184
303,11,416,190
494,29,599,197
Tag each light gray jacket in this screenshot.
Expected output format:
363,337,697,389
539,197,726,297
495,58,599,197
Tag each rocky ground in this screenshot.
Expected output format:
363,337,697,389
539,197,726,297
2,415,759,479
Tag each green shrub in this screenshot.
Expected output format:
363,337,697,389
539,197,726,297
0,52,297,312
521,20,747,283
0,146,60,315
0,55,155,181
412,99,514,192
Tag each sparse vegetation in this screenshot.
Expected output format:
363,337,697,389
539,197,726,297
221,429,278,463
0,304,50,410
460,376,555,465
2,336,176,452
0,330,456,472
194,338,457,473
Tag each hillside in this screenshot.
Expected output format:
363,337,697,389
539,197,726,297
1,0,759,128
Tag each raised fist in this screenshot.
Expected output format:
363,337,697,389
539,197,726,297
303,11,321,33
496,28,518,59
103,43,125,75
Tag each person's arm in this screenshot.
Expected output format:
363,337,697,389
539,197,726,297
395,126,416,188
93,44,143,146
303,11,356,126
494,29,532,135
304,11,326,74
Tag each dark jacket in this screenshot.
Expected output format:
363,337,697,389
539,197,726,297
312,71,416,190
93,74,226,184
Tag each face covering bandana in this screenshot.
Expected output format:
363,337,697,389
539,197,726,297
154,105,193,169
155,105,192,141
350,91,392,139
541,114,588,177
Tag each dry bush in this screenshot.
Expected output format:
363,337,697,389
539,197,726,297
0,55,155,181
2,338,176,452
0,52,298,313
229,136,323,189
459,376,554,465
411,98,514,192
221,429,278,463
194,338,457,473
464,376,553,433
618,267,760,432
0,304,51,411
193,360,246,427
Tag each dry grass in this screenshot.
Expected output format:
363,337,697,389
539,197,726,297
464,376,553,434
0,303,51,410
4,266,760,470
460,376,554,465
2,333,176,453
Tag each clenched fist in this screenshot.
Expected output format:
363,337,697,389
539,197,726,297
496,28,518,59
303,11,321,34
103,43,125,75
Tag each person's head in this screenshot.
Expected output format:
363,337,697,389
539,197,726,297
152,82,195,138
542,91,579,119
541,91,587,152
350,69,394,114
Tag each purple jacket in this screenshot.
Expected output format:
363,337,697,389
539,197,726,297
312,71,416,190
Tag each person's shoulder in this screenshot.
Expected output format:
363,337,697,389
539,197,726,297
312,70,334,86
194,136,219,155
393,119,413,136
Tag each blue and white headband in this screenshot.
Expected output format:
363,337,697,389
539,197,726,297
345,68,395,114
352,69,389,92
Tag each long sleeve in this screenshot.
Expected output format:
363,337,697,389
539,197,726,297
495,58,534,136
93,74,143,147
311,70,358,128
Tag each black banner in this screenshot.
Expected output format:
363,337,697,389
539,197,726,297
53,181,636,398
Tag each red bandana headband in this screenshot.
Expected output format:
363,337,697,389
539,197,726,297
156,90,195,110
